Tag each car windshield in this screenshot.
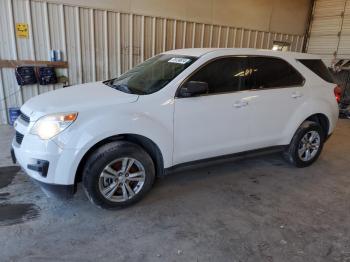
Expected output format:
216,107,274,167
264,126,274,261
105,54,196,95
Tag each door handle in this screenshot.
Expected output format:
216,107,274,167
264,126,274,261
291,92,303,99
233,100,248,108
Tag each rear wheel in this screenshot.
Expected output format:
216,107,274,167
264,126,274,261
83,141,155,209
283,121,325,168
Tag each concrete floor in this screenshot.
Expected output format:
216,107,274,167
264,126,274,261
0,121,350,262
0,125,15,167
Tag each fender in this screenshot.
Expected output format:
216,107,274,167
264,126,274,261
52,102,174,185
281,97,338,145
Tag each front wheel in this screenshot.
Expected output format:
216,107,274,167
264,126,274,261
283,121,325,168
83,141,155,209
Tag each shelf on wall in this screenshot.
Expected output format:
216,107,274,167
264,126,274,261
0,60,68,68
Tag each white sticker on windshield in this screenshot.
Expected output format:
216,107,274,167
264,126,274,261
168,58,191,64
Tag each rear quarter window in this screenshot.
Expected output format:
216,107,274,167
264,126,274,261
298,59,335,83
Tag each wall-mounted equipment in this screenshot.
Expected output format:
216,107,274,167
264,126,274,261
15,66,37,85
272,41,291,52
38,67,57,85
332,59,350,72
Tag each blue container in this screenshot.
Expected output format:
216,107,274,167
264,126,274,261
8,107,21,126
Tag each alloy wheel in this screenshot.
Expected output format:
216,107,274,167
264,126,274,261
298,131,321,162
98,157,146,202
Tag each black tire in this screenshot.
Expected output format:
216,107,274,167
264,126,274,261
283,121,326,168
82,141,155,209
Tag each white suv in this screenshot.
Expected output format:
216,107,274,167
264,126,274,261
12,48,340,209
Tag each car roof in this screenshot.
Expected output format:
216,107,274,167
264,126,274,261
162,48,320,60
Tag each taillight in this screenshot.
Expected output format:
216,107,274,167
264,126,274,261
334,85,343,103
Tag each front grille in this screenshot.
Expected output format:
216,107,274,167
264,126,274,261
16,131,24,145
20,112,30,124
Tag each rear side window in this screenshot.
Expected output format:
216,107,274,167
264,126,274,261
249,57,304,89
298,59,335,83
188,57,250,94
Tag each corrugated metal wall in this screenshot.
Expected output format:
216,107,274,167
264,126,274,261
0,0,306,125
307,0,350,66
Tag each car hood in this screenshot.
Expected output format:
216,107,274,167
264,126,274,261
21,82,139,121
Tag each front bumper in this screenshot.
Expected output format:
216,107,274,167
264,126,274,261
12,143,76,198
33,179,75,199
11,117,79,198
10,147,16,164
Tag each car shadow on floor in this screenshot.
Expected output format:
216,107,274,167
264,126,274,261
0,150,327,215
140,152,306,206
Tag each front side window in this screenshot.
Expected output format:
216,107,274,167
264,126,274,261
248,57,304,89
186,57,250,95
105,54,196,95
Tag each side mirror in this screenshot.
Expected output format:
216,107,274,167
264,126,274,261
179,81,208,97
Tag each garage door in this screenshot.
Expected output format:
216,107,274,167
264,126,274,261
307,0,350,66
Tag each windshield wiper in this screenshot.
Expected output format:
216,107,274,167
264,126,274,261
105,80,148,95
111,84,132,94
128,88,147,95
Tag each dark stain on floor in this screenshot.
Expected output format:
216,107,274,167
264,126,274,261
0,204,40,226
0,166,40,226
0,166,20,189
0,192,10,200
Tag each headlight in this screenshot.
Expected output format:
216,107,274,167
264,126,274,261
30,113,78,140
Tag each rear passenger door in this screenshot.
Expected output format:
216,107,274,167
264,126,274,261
247,57,305,148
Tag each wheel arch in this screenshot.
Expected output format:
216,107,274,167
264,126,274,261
305,113,330,136
74,134,165,185
286,112,331,146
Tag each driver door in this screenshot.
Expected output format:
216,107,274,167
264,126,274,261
173,56,253,165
